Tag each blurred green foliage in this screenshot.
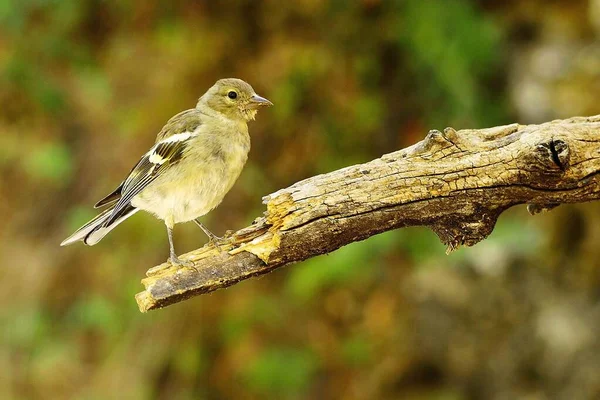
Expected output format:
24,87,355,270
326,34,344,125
397,0,505,126
243,346,318,397
2,0,596,399
24,142,73,184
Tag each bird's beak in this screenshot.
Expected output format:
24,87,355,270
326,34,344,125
248,94,273,108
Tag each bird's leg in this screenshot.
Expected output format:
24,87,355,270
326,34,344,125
166,221,195,269
193,219,225,251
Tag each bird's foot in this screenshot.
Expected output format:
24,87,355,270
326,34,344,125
193,219,227,254
207,234,227,254
169,255,198,272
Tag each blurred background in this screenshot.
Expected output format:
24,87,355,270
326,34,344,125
1,0,600,399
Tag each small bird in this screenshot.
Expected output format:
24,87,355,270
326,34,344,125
61,78,272,267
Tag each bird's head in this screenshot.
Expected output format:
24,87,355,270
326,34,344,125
198,78,272,122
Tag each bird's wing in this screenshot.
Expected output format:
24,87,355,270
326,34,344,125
94,184,123,208
156,109,205,143
94,109,204,210
101,110,203,226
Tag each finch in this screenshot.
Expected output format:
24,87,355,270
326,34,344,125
61,78,272,267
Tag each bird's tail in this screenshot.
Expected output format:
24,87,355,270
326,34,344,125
60,205,139,246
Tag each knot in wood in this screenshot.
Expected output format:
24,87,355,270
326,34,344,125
552,139,570,170
534,139,570,171
430,211,500,254
415,129,453,157
443,127,458,142
426,129,447,145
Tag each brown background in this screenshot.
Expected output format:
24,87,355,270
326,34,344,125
1,1,600,399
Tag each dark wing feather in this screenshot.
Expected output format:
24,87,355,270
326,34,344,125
94,183,123,208
93,108,204,224
102,135,195,226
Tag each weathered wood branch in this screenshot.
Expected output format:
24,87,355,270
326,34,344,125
135,115,600,312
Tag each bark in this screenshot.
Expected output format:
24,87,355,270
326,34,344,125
135,115,600,312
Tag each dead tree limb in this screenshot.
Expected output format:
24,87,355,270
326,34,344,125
135,115,600,312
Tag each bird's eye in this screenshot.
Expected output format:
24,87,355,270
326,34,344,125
227,91,237,99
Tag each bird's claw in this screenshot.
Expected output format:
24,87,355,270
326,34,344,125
193,220,227,254
169,256,198,272
206,235,227,254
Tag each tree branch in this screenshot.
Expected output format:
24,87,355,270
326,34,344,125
135,115,600,312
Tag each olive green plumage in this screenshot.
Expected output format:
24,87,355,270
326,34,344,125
61,78,272,267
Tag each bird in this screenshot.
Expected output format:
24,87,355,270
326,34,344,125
61,78,272,267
